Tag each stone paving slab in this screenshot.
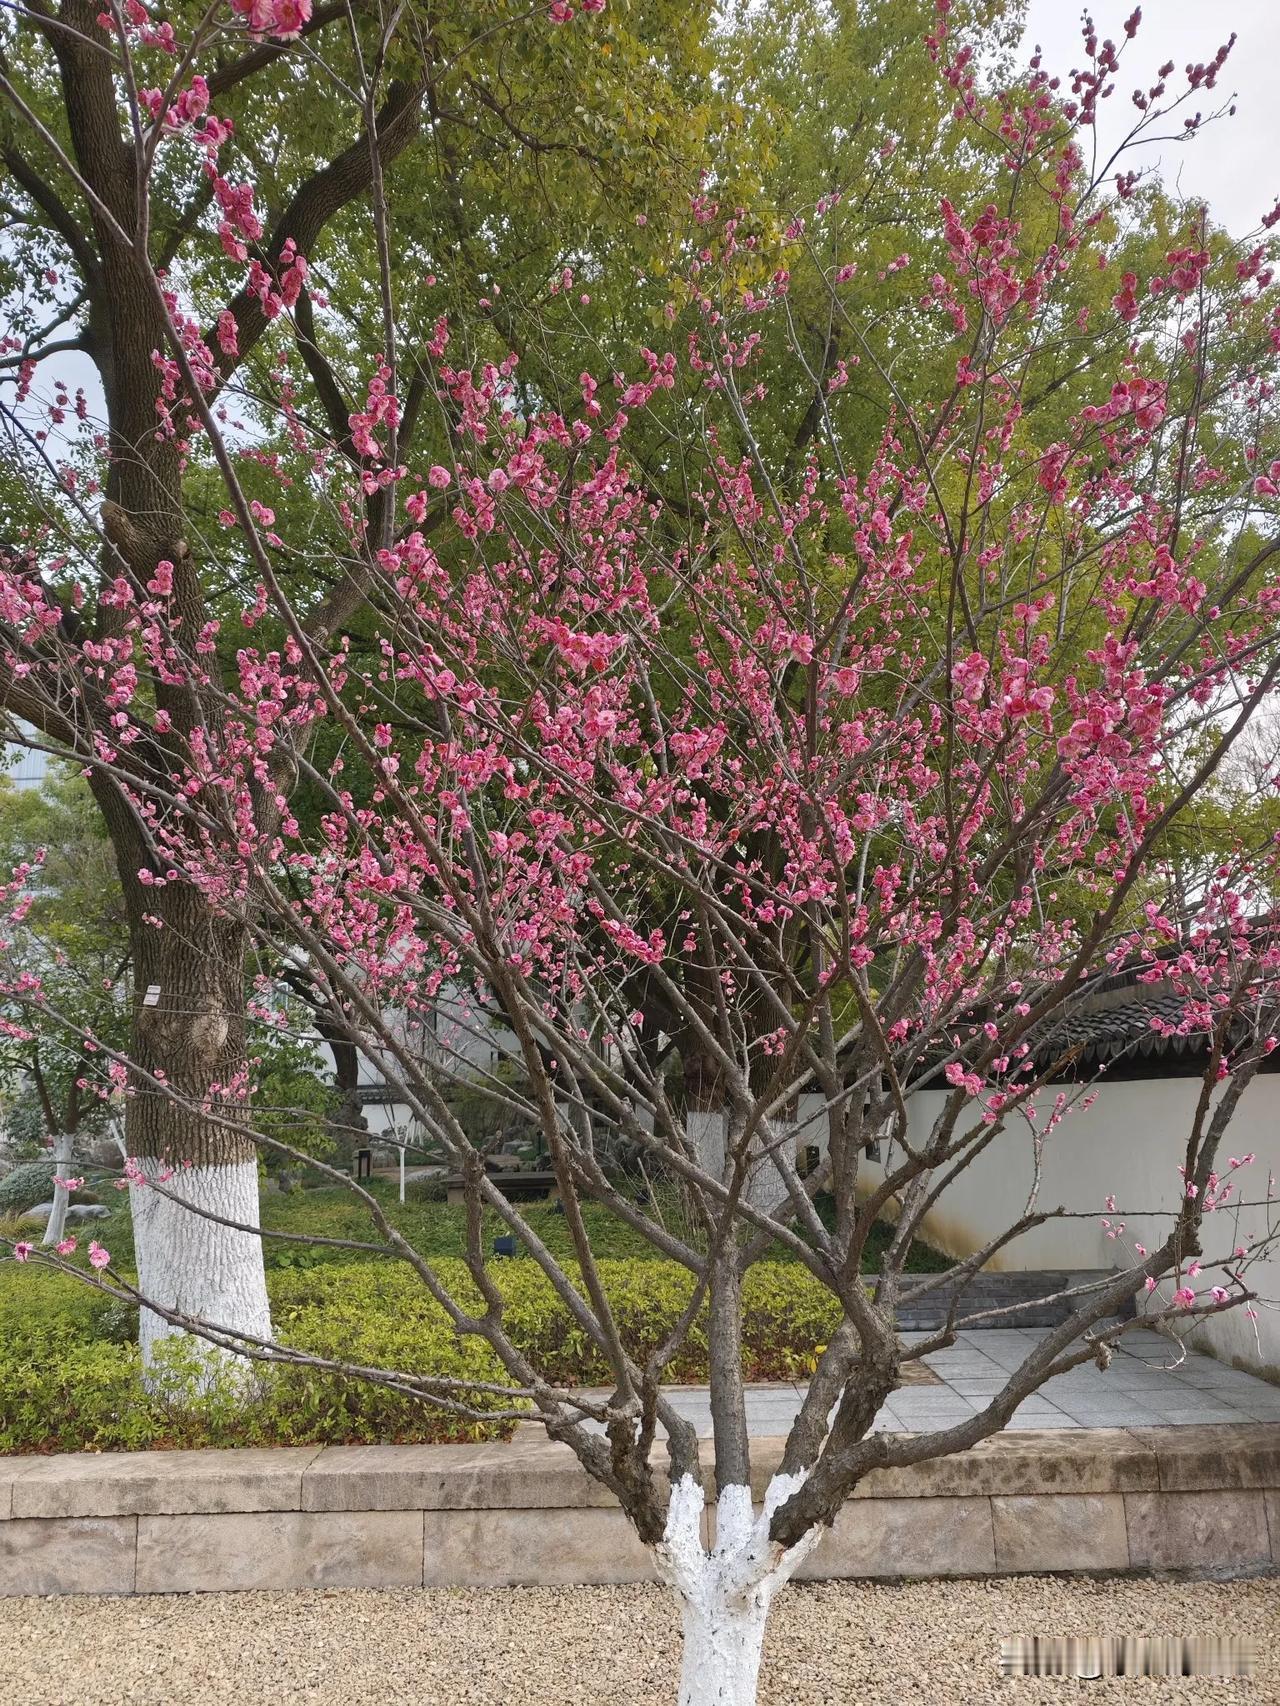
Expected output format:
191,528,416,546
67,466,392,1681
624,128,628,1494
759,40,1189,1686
1124,1489,1274,1575
991,1492,1131,1573
1135,1424,1280,1492
0,1515,137,1594
422,1506,661,1587
740,1427,1162,1498
577,1328,1279,1441
135,1510,423,1593
798,1494,997,1579
303,1436,628,1512
669,1334,1251,1445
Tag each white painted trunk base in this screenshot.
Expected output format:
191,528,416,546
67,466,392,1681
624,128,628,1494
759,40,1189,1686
129,1157,273,1373
685,1108,797,1215
676,1595,769,1706
655,1474,821,1706
687,1109,727,1181
744,1120,796,1217
40,1132,76,1249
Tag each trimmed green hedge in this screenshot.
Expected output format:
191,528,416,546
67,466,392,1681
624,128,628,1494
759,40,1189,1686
0,1338,514,1455
272,1257,844,1385
0,1256,847,1453
0,1267,513,1453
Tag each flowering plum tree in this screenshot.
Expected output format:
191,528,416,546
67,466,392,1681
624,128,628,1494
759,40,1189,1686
5,3,1280,1701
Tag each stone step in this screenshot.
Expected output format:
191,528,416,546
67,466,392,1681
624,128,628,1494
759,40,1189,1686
895,1269,1130,1331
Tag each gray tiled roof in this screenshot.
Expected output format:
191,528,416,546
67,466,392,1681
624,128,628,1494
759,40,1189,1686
1031,986,1206,1071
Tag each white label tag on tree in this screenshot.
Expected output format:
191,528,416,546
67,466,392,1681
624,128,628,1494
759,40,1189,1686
142,984,162,1007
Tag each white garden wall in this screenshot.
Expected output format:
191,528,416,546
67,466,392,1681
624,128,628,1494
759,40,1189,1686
814,1078,1278,1376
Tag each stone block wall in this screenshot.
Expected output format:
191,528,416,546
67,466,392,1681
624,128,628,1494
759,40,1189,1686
1,1426,1276,1596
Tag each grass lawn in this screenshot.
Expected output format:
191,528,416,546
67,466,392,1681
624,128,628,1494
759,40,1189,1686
65,1178,950,1276
285,1181,952,1271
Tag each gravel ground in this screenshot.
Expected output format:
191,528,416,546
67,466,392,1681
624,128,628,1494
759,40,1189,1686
1,1575,1275,1704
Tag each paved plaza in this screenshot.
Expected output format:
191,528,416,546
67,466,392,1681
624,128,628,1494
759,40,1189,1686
622,1328,1280,1436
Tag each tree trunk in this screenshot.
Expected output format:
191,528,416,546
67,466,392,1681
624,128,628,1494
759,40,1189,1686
68,93,274,1367
322,1023,369,1164
130,1153,272,1367
656,1474,821,1706
743,1118,796,1216
40,1130,75,1248
675,1584,771,1706
686,1106,727,1180
120,866,271,1369
281,974,369,1171
685,1051,728,1183
10,0,424,1374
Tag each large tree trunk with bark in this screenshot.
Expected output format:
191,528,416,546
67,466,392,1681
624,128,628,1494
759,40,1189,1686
684,1049,728,1181
2,0,427,1371
122,871,271,1364
1,0,421,1371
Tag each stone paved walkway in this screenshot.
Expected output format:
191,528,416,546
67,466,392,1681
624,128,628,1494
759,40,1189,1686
632,1328,1280,1436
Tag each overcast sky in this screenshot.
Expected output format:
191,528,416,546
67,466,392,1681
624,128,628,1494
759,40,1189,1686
1020,0,1280,235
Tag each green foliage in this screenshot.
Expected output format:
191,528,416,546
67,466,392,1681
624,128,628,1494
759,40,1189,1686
0,1335,513,1454
0,1265,512,1452
1,1086,58,1159
0,1343,160,1454
277,1258,854,1384
251,1182,950,1273
273,1257,848,1384
0,1265,135,1354
0,1250,875,1450
0,1158,57,1216
248,1015,343,1167
0,768,130,1144
261,1181,697,1267
79,1179,951,1286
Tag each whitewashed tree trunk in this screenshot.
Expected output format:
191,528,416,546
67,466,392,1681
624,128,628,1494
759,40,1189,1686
688,1106,796,1216
130,1157,273,1374
744,1119,796,1217
109,849,270,1378
40,1130,75,1248
687,1108,727,1181
655,1473,821,1706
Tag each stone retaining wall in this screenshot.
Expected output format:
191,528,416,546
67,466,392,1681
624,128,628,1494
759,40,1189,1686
2,1425,1276,1596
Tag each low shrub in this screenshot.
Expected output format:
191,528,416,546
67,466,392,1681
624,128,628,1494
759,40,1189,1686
270,1257,844,1385
0,1254,853,1451
0,1159,57,1217
0,1301,515,1454
0,1265,136,1354
0,1342,159,1453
